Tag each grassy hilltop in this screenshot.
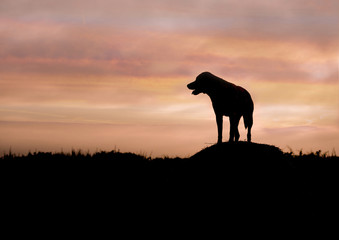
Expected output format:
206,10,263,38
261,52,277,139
1,142,339,221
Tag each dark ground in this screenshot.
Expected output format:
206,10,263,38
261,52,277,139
2,142,339,226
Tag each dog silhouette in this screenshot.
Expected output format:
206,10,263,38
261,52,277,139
187,72,254,143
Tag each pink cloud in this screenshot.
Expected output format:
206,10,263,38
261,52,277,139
1,0,339,156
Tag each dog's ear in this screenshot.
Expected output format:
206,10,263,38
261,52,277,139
197,72,212,81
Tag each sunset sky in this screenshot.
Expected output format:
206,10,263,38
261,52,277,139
1,0,338,157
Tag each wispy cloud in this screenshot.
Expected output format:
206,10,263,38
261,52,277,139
1,0,338,156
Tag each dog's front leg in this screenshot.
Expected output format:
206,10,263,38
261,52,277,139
216,114,223,144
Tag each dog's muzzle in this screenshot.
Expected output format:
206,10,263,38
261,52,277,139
187,82,195,90
187,82,201,95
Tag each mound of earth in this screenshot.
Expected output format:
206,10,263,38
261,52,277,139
190,141,284,161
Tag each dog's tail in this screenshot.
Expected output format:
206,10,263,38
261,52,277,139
243,112,253,129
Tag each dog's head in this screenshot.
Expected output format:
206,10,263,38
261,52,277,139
187,72,214,95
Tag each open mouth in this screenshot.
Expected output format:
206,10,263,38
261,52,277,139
187,82,201,95
192,89,201,95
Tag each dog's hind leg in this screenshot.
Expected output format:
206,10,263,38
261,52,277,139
244,113,253,142
229,115,241,142
247,125,252,142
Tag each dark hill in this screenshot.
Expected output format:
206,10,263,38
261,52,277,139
189,141,289,174
1,142,338,221
191,141,283,160
185,142,293,193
